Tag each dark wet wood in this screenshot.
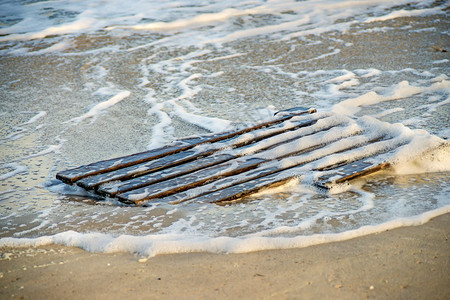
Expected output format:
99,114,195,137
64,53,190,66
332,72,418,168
145,136,397,205
102,120,343,200
116,157,266,203
56,108,315,184
97,153,234,197
75,117,319,191
115,121,366,204
55,108,406,205
314,161,391,189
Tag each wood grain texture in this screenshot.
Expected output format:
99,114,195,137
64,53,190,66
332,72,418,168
55,108,409,205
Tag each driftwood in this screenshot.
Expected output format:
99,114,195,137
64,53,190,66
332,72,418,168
57,108,398,205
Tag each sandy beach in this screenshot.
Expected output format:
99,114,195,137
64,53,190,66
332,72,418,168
1,213,448,299
1,2,449,300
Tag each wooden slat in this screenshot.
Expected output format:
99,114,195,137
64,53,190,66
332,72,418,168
144,134,400,205
115,120,363,204
146,164,291,205
198,171,295,204
209,160,391,204
56,142,192,184
98,116,338,197
76,117,319,191
314,160,391,189
55,108,428,206
76,149,198,189
116,157,265,203
56,108,315,184
97,153,234,197
206,144,397,204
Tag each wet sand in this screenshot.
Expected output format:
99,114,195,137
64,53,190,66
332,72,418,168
1,9,449,300
1,213,448,299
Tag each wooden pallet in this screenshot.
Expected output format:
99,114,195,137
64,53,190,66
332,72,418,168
57,107,404,205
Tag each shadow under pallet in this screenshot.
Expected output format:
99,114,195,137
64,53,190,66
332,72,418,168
56,107,412,205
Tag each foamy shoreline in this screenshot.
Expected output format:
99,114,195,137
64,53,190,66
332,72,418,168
1,2,449,298
1,213,448,299
1,204,449,258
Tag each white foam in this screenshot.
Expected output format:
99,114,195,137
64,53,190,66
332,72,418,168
0,163,28,181
392,142,450,175
22,111,47,125
32,39,74,55
370,107,404,119
432,59,449,64
168,101,232,133
1,205,448,257
146,102,175,150
5,16,98,42
332,80,450,116
356,68,382,78
207,53,247,62
175,74,203,101
364,7,446,23
66,90,131,124
1,0,446,55
210,14,311,45
1,0,449,260
26,145,63,159
305,48,341,63
111,7,269,32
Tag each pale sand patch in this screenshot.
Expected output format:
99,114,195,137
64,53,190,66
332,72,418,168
1,213,448,299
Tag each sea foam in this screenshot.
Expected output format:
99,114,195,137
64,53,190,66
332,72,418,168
0,0,448,257
1,205,448,257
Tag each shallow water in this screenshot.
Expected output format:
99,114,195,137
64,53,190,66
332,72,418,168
0,0,449,256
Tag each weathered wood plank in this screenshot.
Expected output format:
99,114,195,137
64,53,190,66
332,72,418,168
204,143,398,204
114,119,362,204
98,116,337,197
146,164,290,205
76,117,320,191
116,157,266,203
142,134,400,205
314,160,391,189
56,107,315,184
97,153,234,197
200,171,296,204
56,142,193,184
56,108,432,206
